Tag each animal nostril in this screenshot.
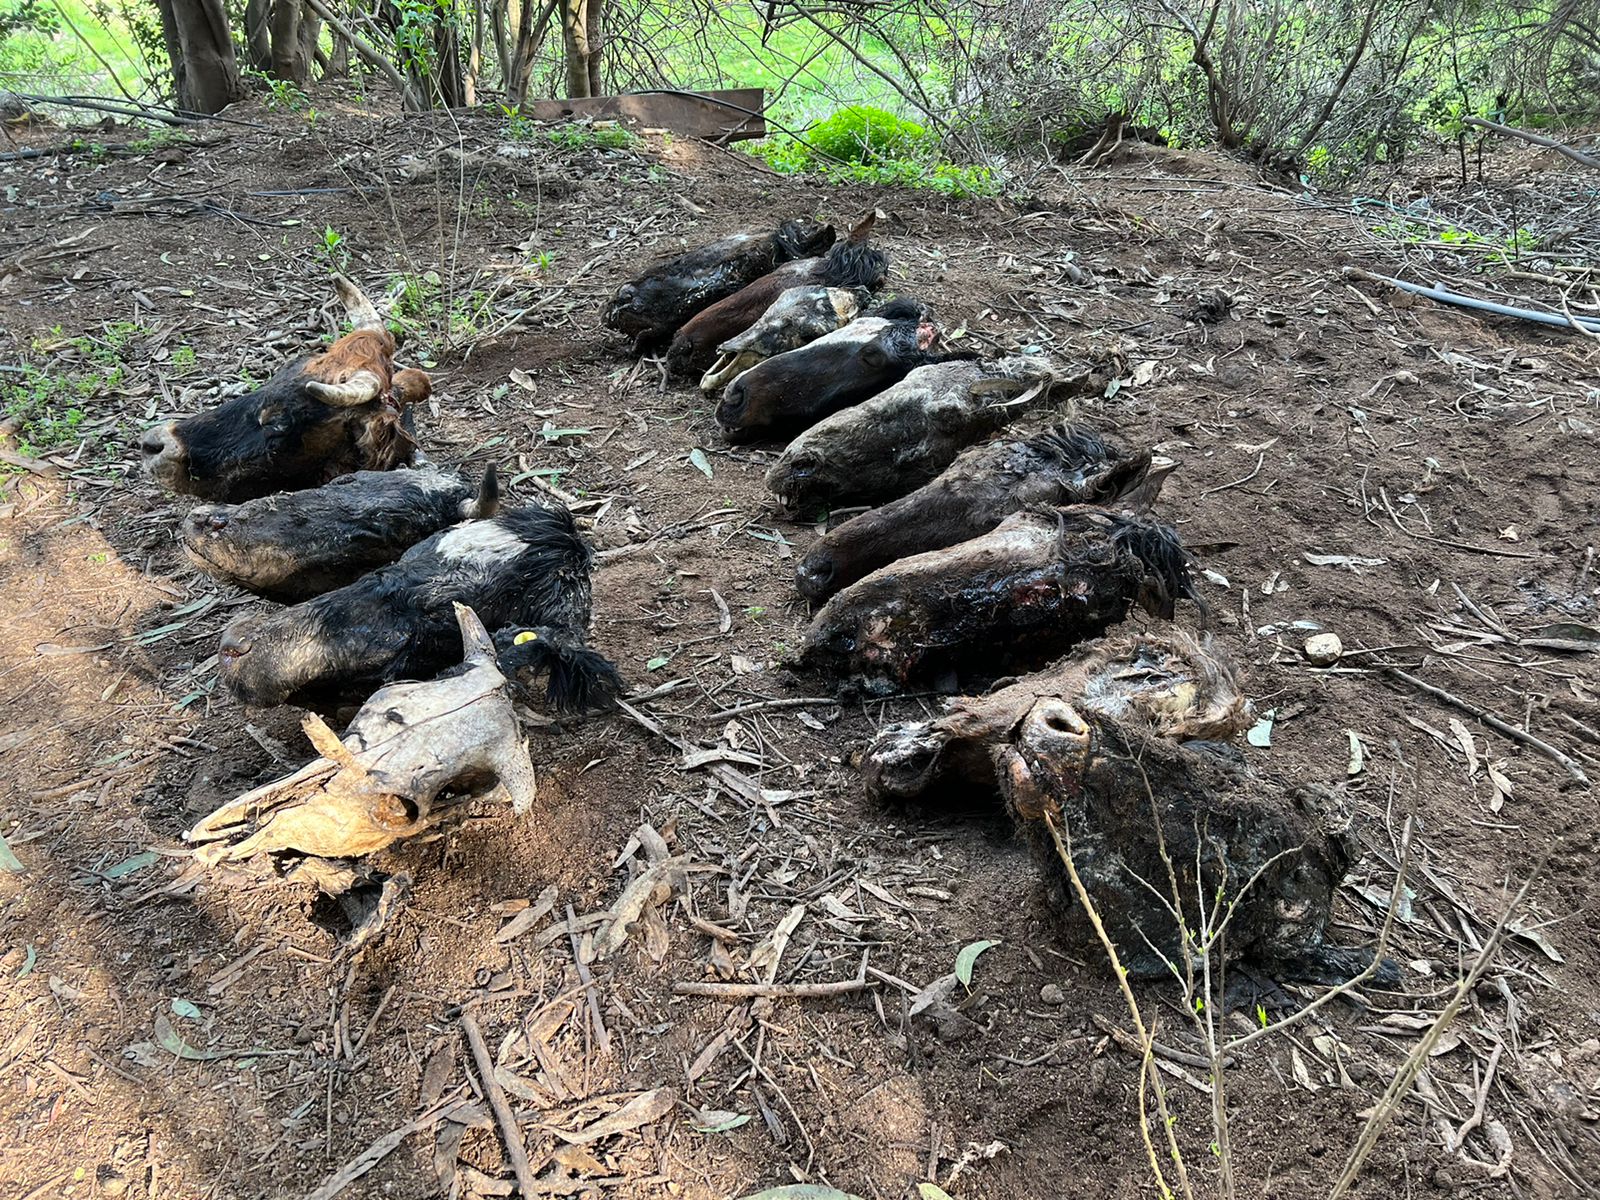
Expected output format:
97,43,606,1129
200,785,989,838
722,383,747,415
219,631,251,660
140,430,168,457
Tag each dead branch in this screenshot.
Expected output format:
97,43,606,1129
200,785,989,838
1463,116,1600,169
1383,666,1589,786
461,1013,539,1198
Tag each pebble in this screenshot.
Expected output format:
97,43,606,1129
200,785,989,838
1040,983,1066,1005
1303,632,1343,666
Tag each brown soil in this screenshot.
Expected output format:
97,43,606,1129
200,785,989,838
2,94,1598,1200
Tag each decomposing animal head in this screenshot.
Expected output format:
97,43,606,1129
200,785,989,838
140,278,425,502
188,604,543,869
699,286,866,393
862,630,1249,803
602,219,836,352
766,355,1071,515
798,505,1195,692
667,212,889,378
218,503,603,708
181,464,499,601
862,633,1392,986
796,423,1172,604
717,299,964,444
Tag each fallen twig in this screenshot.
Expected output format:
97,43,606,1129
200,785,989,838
461,1013,539,1199
1383,666,1589,785
305,1091,463,1200
673,953,869,999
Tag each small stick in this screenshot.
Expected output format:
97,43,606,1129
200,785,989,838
701,696,837,721
1198,452,1264,499
460,1014,538,1200
566,904,612,1056
1384,666,1589,785
1091,1012,1235,1070
673,974,867,999
305,1092,462,1200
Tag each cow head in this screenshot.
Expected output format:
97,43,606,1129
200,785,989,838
700,286,865,393
716,300,960,444
140,279,426,502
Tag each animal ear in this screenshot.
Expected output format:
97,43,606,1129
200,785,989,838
860,344,888,368
462,463,500,520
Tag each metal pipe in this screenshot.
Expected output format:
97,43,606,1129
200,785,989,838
1344,267,1600,333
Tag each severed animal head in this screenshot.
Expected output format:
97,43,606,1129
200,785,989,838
862,633,1394,986
766,355,1071,515
796,423,1173,604
140,278,426,502
862,629,1249,804
180,464,500,602
667,211,889,378
717,299,966,444
218,503,606,708
602,219,836,352
700,285,866,393
798,505,1196,693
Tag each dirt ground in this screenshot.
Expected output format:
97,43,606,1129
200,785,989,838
2,93,1598,1200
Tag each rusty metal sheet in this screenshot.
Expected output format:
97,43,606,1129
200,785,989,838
518,87,767,143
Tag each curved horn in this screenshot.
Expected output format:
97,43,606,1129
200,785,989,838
305,369,382,405
333,275,384,333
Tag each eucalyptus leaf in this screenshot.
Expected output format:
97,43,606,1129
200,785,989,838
919,1186,957,1200
103,849,159,878
736,1187,866,1200
1246,709,1276,748
954,939,1000,987
692,1110,751,1134
170,998,202,1021
689,448,714,479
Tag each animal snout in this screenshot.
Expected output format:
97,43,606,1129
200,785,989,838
795,552,835,602
719,378,748,420
1021,699,1092,764
219,628,252,661
139,422,183,470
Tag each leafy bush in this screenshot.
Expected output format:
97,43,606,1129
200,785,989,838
804,105,931,164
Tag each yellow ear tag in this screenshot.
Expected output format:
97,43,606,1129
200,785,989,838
513,631,538,645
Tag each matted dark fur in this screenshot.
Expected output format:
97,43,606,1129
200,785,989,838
666,214,890,377
798,504,1195,693
181,465,499,601
218,504,601,708
602,219,836,352
716,299,973,444
140,342,428,503
795,422,1168,603
492,624,624,715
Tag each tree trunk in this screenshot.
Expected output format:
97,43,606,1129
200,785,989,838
508,0,556,105
154,0,244,115
584,0,602,96
466,0,482,106
268,0,315,84
296,6,323,79
328,30,349,77
559,0,590,98
432,5,466,107
244,0,272,70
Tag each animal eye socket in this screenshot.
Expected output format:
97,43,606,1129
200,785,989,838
861,347,887,367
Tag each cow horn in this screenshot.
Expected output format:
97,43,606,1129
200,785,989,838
305,369,382,405
333,275,385,333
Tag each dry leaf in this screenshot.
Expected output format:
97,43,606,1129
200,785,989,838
554,1087,676,1144
1447,718,1480,778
